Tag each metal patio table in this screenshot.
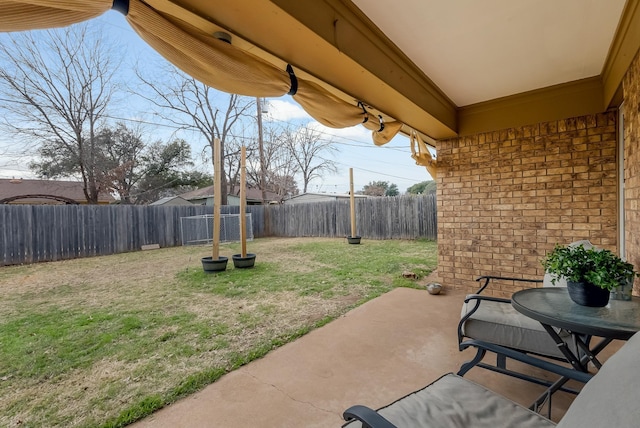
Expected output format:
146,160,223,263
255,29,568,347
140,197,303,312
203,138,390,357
511,287,640,414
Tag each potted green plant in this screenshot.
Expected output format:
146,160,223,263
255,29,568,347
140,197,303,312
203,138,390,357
541,244,638,307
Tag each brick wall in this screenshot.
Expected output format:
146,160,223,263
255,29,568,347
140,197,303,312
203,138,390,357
436,112,618,296
623,50,640,294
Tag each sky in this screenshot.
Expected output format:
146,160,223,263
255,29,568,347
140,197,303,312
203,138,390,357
0,10,434,195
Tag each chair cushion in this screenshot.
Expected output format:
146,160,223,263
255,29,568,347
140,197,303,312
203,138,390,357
557,332,640,428
343,373,556,428
461,298,567,359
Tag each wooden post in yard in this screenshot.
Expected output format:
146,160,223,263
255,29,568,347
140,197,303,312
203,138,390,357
239,146,247,257
350,167,356,238
212,137,221,260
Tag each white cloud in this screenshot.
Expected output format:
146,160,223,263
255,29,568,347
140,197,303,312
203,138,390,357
307,121,371,142
263,100,311,122
0,163,36,179
260,99,378,146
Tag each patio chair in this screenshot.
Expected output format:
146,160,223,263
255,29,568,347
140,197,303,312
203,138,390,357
342,330,640,427
456,241,594,389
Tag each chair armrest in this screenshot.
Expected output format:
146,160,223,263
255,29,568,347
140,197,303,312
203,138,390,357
475,275,543,294
343,405,398,428
464,294,512,305
458,294,513,345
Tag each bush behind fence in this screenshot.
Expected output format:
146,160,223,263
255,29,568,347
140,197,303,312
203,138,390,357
0,195,436,266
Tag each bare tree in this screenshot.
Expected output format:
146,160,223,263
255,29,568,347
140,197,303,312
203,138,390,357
266,172,299,200
223,127,258,196
246,126,300,199
267,128,300,198
135,66,254,205
0,24,120,203
283,125,338,193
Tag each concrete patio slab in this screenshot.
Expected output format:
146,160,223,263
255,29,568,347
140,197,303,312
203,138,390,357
130,283,615,427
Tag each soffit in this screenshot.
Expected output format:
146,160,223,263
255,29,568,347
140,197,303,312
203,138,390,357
352,0,627,107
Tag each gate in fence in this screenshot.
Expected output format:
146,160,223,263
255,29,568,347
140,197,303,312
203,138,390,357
180,213,254,246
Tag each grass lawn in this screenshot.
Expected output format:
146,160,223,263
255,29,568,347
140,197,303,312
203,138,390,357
0,237,437,427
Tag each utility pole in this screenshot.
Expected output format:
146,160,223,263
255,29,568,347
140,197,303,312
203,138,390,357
256,97,268,204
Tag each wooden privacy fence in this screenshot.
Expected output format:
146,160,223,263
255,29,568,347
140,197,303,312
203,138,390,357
0,205,209,266
263,194,437,239
0,195,436,266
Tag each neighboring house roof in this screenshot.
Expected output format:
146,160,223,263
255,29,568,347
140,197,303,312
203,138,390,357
179,185,280,204
179,186,214,201
149,196,193,206
0,178,114,205
283,192,368,204
228,187,281,203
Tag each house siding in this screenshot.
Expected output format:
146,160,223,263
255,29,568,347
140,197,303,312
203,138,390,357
623,49,640,295
436,112,618,296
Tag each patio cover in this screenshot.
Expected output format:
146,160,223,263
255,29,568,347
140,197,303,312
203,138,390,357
0,0,435,168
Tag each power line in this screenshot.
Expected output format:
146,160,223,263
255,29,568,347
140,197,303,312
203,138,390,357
316,154,426,183
0,96,414,156
99,113,412,153
92,113,420,175
263,114,409,152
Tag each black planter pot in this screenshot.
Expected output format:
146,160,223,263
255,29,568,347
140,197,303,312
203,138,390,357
201,256,228,273
567,281,610,307
232,253,256,269
347,235,361,245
